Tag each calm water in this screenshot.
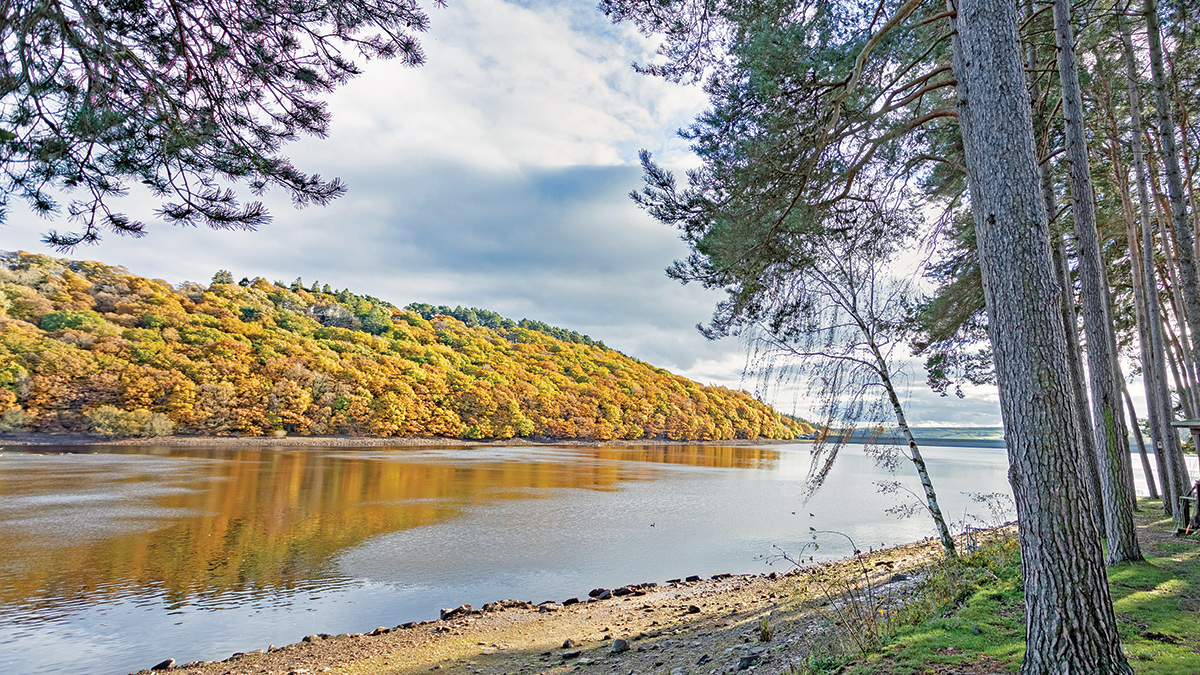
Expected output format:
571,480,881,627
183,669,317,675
0,439,1131,675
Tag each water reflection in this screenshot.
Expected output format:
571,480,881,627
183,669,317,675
0,442,1026,675
0,444,778,617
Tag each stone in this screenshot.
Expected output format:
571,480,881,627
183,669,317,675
596,590,612,600
589,588,608,597
671,668,687,675
665,578,681,584
563,639,577,649
687,605,702,614
737,655,758,670
440,605,473,621
711,573,732,580
685,575,701,582
697,654,711,665
562,650,582,659
890,573,910,583
302,635,321,643
750,646,767,655
151,658,175,671
613,586,632,597
370,627,389,636
563,597,580,606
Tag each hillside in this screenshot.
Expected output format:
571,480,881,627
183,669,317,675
0,252,808,441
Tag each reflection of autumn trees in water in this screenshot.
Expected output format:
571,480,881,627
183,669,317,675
0,445,778,609
0,252,809,441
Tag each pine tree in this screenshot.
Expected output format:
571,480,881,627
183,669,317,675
0,0,438,248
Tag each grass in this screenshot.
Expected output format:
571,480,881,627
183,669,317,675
827,499,1199,675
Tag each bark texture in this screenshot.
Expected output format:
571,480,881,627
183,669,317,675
1051,0,1140,563
951,0,1132,671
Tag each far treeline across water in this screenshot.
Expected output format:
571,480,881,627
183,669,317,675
0,252,810,441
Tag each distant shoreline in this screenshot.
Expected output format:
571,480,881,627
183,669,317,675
0,432,807,449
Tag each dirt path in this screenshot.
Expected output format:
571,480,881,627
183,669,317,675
136,539,946,675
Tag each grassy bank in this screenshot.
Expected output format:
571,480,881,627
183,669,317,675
830,498,1198,675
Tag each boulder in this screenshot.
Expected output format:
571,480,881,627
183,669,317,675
685,575,701,582
610,638,630,654
737,655,758,670
151,658,175,671
588,588,608,598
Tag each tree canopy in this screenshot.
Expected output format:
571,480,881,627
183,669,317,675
1,0,437,248
0,250,808,441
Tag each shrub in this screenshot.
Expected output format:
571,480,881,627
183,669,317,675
85,406,174,437
40,309,107,332
0,408,30,431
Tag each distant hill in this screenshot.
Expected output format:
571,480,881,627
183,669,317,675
830,426,1007,448
0,252,809,441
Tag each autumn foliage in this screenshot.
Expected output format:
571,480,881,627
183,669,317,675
0,252,808,440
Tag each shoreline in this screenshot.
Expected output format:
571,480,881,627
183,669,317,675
0,432,806,448
132,534,958,675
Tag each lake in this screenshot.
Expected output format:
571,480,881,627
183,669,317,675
0,441,1163,674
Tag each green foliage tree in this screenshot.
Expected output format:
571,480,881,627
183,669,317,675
0,0,439,248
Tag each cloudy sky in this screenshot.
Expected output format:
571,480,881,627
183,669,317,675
4,0,1002,426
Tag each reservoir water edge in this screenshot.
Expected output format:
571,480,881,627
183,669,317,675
0,441,1154,674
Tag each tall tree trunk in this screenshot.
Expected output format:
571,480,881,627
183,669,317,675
1123,381,1161,500
1047,182,1105,518
1107,87,1169,506
1027,0,1104,517
951,0,1132,670
1146,0,1200,390
1109,21,1175,508
1052,0,1140,563
1145,141,1200,413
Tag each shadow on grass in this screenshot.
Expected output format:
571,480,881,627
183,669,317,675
837,499,1199,675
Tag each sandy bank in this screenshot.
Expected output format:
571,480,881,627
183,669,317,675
126,536,957,675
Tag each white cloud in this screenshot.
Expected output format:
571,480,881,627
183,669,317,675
0,0,1002,426
293,0,706,172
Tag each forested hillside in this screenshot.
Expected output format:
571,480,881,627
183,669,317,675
0,251,807,441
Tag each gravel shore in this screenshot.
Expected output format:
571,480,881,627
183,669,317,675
127,538,949,675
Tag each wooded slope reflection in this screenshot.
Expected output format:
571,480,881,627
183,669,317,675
0,444,778,612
